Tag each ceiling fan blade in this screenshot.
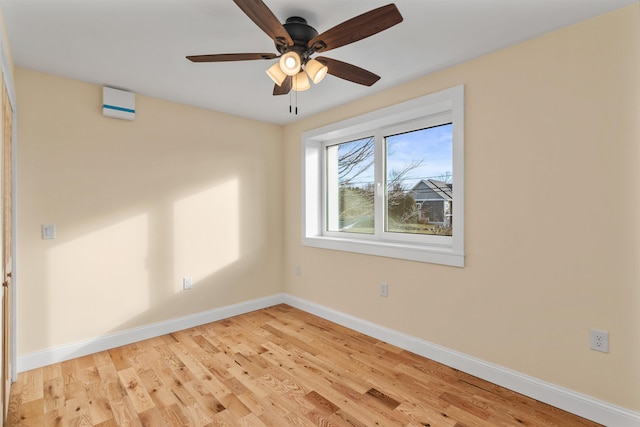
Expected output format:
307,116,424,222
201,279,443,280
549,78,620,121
187,53,277,62
308,4,403,53
316,57,380,86
233,0,293,47
273,76,292,95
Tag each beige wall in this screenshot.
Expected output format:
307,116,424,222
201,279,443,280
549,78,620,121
16,69,283,354
283,5,640,411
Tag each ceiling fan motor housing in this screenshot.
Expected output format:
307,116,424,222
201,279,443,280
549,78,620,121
278,17,318,62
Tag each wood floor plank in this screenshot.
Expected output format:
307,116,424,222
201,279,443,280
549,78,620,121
42,364,63,382
43,376,65,413
8,305,603,426
86,382,115,425
117,367,156,414
19,369,44,404
159,403,191,427
108,396,142,427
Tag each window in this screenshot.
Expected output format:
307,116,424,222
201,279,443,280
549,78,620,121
303,85,464,267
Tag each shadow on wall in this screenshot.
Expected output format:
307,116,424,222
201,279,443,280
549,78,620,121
23,132,281,355
44,178,243,345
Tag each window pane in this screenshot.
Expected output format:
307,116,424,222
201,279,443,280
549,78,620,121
326,137,375,234
385,123,453,236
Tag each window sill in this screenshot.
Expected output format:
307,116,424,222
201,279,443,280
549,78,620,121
302,235,465,267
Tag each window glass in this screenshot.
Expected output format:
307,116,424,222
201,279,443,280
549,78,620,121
326,137,375,234
385,123,453,236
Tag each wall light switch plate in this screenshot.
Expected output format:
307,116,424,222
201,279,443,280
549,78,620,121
42,224,56,240
379,283,389,297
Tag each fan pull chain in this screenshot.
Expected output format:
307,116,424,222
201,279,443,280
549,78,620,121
288,88,299,115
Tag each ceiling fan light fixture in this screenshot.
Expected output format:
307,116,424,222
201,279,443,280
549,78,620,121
279,51,302,76
266,62,287,85
305,59,328,84
292,71,310,91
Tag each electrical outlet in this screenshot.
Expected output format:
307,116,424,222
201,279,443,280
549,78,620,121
295,265,301,276
379,283,388,298
590,329,609,353
183,276,192,291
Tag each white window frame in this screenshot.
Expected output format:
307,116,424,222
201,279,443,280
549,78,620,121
302,85,464,267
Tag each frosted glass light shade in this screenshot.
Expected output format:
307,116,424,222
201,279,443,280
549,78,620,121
305,59,328,84
266,62,287,85
279,51,302,76
292,71,310,91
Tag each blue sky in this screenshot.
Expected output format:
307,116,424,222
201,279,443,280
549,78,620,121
386,123,453,188
339,123,452,189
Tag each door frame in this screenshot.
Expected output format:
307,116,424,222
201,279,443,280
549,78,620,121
0,24,17,387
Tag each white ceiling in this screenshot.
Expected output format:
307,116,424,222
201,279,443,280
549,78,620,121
1,0,636,125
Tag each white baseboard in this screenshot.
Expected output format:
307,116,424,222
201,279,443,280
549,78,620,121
17,293,640,426
17,293,284,373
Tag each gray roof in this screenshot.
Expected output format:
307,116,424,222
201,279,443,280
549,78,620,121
409,180,452,201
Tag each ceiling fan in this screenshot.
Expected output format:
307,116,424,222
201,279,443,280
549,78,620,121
186,0,403,96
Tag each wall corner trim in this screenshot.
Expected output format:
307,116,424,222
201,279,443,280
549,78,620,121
17,294,640,426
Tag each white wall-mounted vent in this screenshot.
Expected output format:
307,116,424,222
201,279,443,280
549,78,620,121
102,87,135,120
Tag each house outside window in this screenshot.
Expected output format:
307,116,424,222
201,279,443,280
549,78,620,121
408,179,453,229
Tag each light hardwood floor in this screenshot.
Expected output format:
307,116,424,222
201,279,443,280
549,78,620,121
7,304,601,426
